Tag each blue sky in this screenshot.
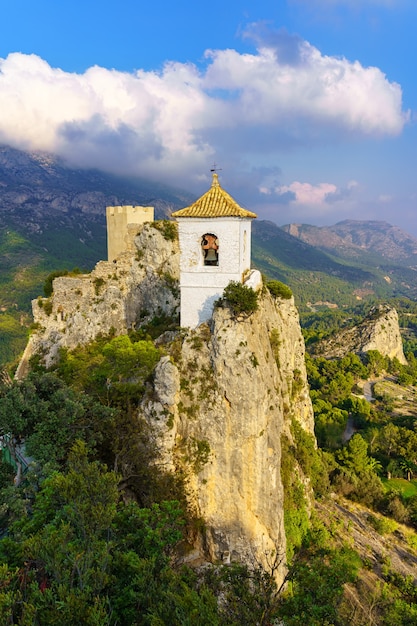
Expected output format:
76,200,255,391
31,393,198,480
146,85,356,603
1,0,417,234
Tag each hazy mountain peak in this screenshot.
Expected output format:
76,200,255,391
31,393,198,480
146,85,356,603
282,220,417,265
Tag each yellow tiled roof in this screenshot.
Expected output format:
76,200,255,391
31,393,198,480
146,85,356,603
171,173,257,219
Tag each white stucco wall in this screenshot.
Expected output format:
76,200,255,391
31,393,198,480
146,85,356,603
177,216,254,328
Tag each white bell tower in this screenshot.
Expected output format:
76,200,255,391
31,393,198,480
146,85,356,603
172,173,259,329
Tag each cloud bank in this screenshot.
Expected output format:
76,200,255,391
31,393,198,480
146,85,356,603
0,29,408,199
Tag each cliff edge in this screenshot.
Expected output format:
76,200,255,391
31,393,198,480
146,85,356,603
18,221,315,585
311,304,407,364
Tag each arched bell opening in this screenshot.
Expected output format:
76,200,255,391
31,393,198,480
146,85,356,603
201,233,219,266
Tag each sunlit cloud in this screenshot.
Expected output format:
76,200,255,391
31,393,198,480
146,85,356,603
0,27,408,190
274,181,337,206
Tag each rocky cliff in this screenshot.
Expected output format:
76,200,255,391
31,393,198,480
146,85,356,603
19,221,315,584
144,291,314,579
311,304,407,364
16,222,180,374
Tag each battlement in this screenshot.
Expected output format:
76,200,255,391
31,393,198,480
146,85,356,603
106,205,154,261
106,205,154,218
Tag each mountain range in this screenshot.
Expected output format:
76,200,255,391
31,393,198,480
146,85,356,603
282,221,417,266
1,144,417,365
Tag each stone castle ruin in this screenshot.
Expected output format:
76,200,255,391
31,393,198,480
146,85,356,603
15,175,316,585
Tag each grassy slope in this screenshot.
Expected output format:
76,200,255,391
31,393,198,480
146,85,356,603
0,221,107,369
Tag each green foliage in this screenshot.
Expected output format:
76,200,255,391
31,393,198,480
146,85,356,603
93,276,105,295
375,568,417,625
301,308,358,345
0,372,114,473
0,442,119,623
0,313,28,368
291,368,303,398
368,513,398,535
43,268,82,297
269,328,281,367
202,560,283,625
279,545,361,626
290,419,329,497
42,297,53,315
57,333,161,406
266,279,293,299
1,431,299,625
336,433,373,475
151,219,178,241
187,438,211,473
313,400,348,449
364,349,389,375
266,280,292,300
221,281,259,316
281,433,310,561
0,442,213,625
136,311,179,339
331,434,385,506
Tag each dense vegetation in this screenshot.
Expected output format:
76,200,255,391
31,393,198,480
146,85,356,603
295,303,417,623
0,308,370,625
3,252,417,622
302,302,417,494
0,225,102,371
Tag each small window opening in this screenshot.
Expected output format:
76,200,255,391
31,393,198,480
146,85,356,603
202,233,219,266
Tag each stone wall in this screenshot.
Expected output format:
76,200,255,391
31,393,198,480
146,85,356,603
106,205,154,261
17,222,179,371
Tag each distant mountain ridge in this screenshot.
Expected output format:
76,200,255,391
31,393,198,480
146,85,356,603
1,143,417,366
282,220,417,266
0,144,192,235
251,219,417,309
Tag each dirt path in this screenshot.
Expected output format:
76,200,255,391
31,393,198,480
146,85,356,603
362,380,375,402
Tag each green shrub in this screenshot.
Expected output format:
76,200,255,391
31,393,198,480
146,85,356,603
152,220,178,241
368,514,398,535
221,281,259,316
266,280,292,300
43,298,53,316
93,277,105,295
43,267,82,297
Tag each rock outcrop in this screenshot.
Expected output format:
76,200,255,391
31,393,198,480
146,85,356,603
16,222,180,374
18,221,315,586
311,304,407,364
143,290,313,581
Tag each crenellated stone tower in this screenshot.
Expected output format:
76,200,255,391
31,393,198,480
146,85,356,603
172,173,261,328
106,205,154,261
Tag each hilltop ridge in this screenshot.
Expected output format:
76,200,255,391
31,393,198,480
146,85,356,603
282,220,417,266
20,219,315,584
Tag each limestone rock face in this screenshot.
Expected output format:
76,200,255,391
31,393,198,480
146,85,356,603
312,304,407,364
17,223,179,371
142,291,314,583
19,222,315,588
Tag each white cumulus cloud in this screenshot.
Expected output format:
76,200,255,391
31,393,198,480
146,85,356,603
272,181,338,207
0,32,408,188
